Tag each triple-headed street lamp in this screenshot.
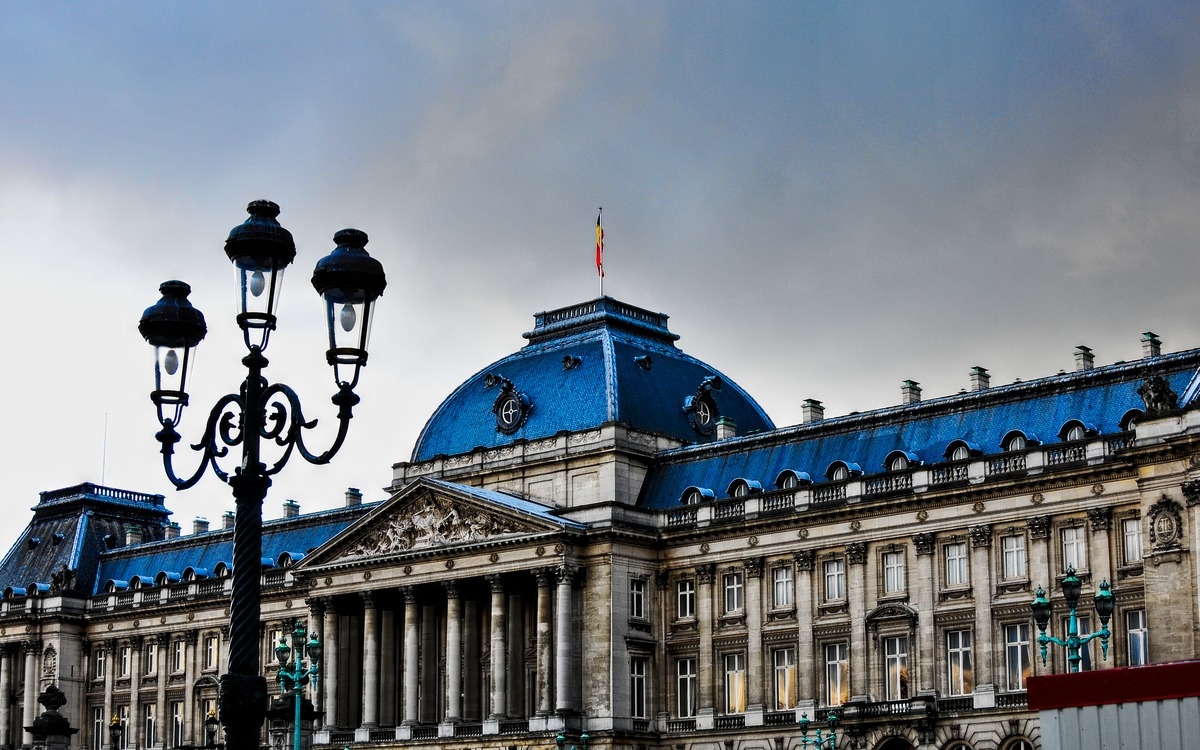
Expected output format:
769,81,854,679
138,200,386,750
276,622,322,750
797,711,838,749
1030,564,1116,673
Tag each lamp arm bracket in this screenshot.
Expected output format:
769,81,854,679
1077,629,1110,647
159,392,244,490
259,382,358,473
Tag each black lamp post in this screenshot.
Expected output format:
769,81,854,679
138,201,386,750
797,711,838,749
1031,564,1116,673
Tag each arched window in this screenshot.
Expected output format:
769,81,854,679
944,440,978,462
951,444,969,461
1005,434,1025,452
1067,424,1085,441
831,465,849,482
774,470,812,490
889,455,908,472
680,487,714,505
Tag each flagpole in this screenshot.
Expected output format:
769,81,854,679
596,207,605,298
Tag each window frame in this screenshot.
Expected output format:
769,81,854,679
723,571,745,614
1004,623,1031,692
1126,609,1149,666
676,579,696,620
772,647,797,710
630,577,647,620
946,628,974,696
676,657,697,718
882,550,906,595
1001,534,1028,580
823,641,849,707
1122,517,1143,565
723,652,747,714
630,656,648,719
772,565,794,609
883,635,909,701
1061,524,1087,572
823,558,846,602
944,542,969,588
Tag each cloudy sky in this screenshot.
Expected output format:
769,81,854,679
2,2,1199,553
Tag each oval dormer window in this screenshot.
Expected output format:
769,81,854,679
781,474,799,489
1005,434,1026,452
1066,424,1086,442
950,445,970,462
831,465,849,482
889,455,908,472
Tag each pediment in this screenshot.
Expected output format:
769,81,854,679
300,479,566,568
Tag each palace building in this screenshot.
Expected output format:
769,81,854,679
2,296,1199,750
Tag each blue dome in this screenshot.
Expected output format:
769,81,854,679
411,298,775,461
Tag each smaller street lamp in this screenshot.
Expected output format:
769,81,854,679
204,711,221,749
1031,565,1115,673
276,621,322,750
797,711,838,749
108,716,124,750
555,732,590,750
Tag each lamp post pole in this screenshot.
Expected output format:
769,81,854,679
276,622,322,750
1031,565,1116,673
138,201,387,750
797,711,838,750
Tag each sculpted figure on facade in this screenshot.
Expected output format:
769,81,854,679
342,492,526,558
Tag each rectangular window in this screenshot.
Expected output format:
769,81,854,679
724,572,744,614
119,646,131,677
145,642,158,675
170,701,184,748
94,649,107,680
203,635,219,670
724,653,747,714
630,578,646,620
143,704,157,748
677,580,696,620
630,657,648,719
676,658,697,718
1127,609,1149,666
773,647,797,710
824,559,846,601
944,542,968,587
773,566,793,609
946,629,974,696
1004,623,1031,691
883,551,906,595
824,642,849,707
883,636,909,700
1063,615,1094,671
171,641,184,673
1002,535,1027,579
266,629,283,664
1061,526,1087,571
92,707,104,750
1123,518,1143,565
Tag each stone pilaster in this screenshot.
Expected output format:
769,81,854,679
361,591,379,727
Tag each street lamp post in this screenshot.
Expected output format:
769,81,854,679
797,712,838,749
1031,564,1116,673
138,201,386,750
275,622,322,750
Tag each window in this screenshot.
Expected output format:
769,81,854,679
145,642,158,675
724,653,747,714
824,642,849,707
676,658,697,717
94,649,107,680
781,473,799,490
773,566,793,609
683,489,701,505
883,636,909,700
889,455,908,472
170,702,184,748
824,559,846,601
830,465,849,481
630,657,648,719
677,580,695,620
732,482,748,498
724,572,744,614
1126,609,1149,666
1004,623,1031,691
950,444,970,461
171,641,184,673
882,551,906,595
1066,424,1086,442
944,542,968,587
1064,615,1094,671
773,648,797,710
1123,518,1143,565
91,708,104,750
1061,525,1087,571
946,629,974,696
266,629,283,664
630,578,646,619
1002,535,1027,579
144,704,157,748
119,646,131,677
203,635,219,670
1005,434,1026,452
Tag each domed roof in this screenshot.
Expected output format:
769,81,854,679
411,298,775,461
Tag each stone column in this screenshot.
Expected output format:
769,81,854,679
361,592,379,727
129,638,143,750
488,575,507,718
419,605,438,724
793,551,815,702
745,557,765,713
462,599,480,720
402,588,418,726
912,533,936,693
104,639,116,750
379,607,396,726
696,563,715,717
554,566,578,716
155,635,169,749
969,526,994,690
505,592,522,717
182,632,197,745
323,600,340,728
22,641,38,749
444,583,462,723
0,646,11,750
654,569,672,727
534,568,554,717
845,543,868,699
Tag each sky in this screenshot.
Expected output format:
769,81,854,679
2,1,1200,554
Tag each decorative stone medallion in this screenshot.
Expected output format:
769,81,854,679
1148,496,1184,551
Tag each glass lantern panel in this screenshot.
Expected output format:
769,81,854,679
234,258,285,349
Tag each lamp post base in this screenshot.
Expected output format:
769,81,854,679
219,673,269,750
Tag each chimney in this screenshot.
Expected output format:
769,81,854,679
970,366,990,392
283,499,300,519
801,399,825,423
1142,332,1162,358
1074,345,1094,371
901,380,922,405
345,487,363,507
125,526,143,546
222,511,236,530
164,522,181,540
193,518,210,535
715,417,737,440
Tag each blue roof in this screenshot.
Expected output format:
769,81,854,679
638,353,1200,509
412,298,774,461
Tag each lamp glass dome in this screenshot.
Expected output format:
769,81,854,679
224,200,296,352
311,228,387,389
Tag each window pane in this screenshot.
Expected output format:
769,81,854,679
1005,624,1031,691
774,648,796,710
630,579,646,619
1126,609,1149,666
1003,536,1027,579
724,653,747,713
677,659,697,717
824,560,845,600
944,543,968,587
773,567,793,608
947,629,974,696
1123,519,1143,564
884,636,909,700
630,657,647,718
824,643,849,706
883,552,906,594
1062,526,1086,571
